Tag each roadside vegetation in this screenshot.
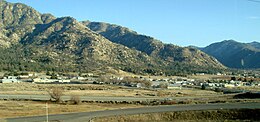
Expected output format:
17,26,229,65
0,100,142,119
47,87,64,103
93,109,260,122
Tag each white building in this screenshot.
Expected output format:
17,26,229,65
1,76,20,83
168,83,182,89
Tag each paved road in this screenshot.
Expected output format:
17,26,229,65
0,94,163,102
4,102,260,122
0,94,233,102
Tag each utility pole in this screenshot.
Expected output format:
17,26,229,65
46,102,49,122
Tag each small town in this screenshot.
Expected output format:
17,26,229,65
1,0,260,121
1,71,259,92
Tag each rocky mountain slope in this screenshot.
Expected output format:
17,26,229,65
81,21,224,69
0,0,158,73
0,0,225,75
201,40,260,69
248,41,260,50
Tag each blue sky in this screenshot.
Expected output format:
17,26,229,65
5,0,260,47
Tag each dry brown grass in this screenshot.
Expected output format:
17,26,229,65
188,74,231,80
0,83,221,98
234,86,260,91
93,109,260,122
155,88,221,98
0,100,143,119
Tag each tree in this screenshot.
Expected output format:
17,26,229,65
46,71,51,76
50,73,58,79
231,77,236,81
243,78,247,82
98,75,110,83
48,87,64,103
142,80,152,88
70,95,81,105
201,84,206,90
158,82,168,88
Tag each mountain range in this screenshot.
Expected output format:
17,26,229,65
200,40,260,69
81,21,223,68
0,0,225,75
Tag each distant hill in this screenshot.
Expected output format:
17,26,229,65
248,41,260,50
0,0,225,75
201,40,260,69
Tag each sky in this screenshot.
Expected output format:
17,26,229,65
5,0,260,47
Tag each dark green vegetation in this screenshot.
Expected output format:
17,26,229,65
0,0,225,75
201,40,260,69
234,92,260,99
94,109,260,122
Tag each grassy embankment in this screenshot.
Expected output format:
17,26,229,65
93,109,260,122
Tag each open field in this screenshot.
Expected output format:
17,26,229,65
0,100,143,119
232,86,260,91
188,74,231,80
0,83,221,98
4,102,260,122
0,82,259,119
2,83,259,105
93,109,260,122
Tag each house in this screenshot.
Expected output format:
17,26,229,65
76,76,87,80
7,76,18,79
135,83,142,88
151,81,162,88
1,79,20,83
28,73,34,77
19,75,30,79
187,79,195,82
81,73,94,77
224,84,235,88
33,78,57,83
1,76,20,83
86,73,94,77
33,78,46,83
196,73,205,75
216,73,222,75
58,79,71,83
168,83,182,89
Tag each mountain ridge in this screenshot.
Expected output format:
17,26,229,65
0,0,225,75
81,21,224,69
200,40,260,69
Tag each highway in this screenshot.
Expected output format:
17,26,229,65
4,102,260,122
0,94,233,102
0,94,163,102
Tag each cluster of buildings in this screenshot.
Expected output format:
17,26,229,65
0,72,259,91
201,80,260,88
1,76,32,83
0,73,97,84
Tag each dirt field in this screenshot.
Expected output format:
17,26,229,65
188,74,231,80
93,109,260,122
0,83,221,97
233,86,260,91
0,100,143,119
0,83,259,119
